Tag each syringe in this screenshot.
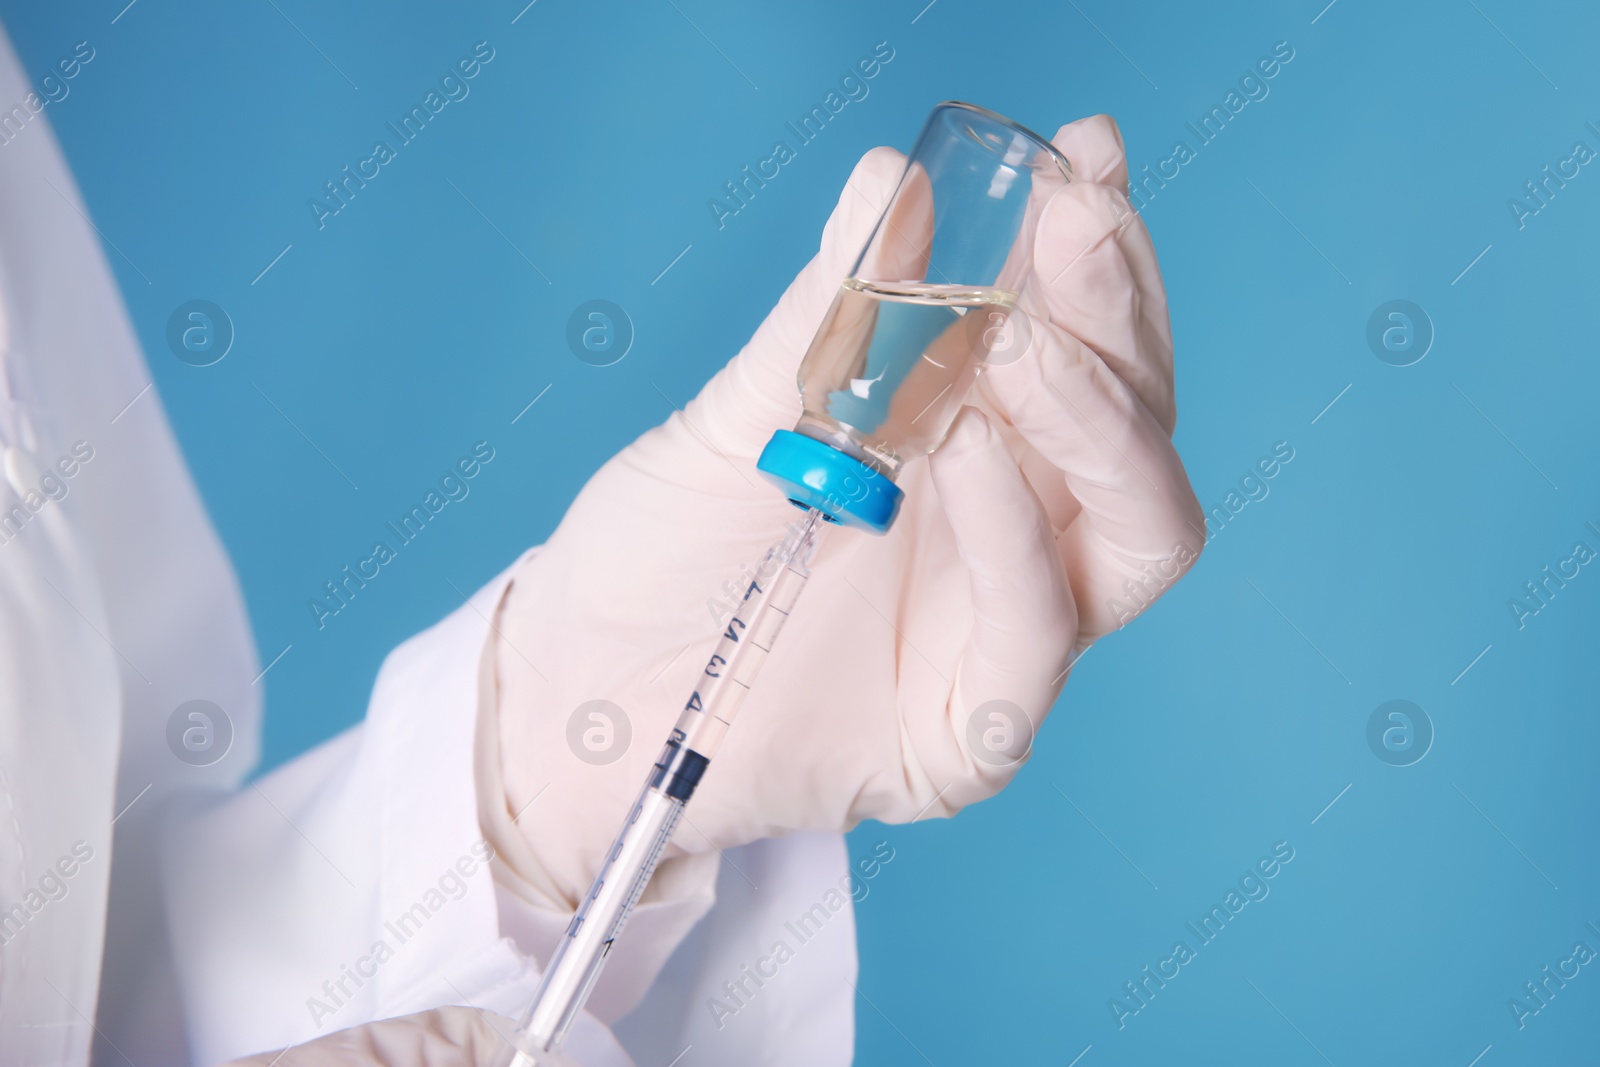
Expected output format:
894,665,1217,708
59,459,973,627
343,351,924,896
499,508,827,1065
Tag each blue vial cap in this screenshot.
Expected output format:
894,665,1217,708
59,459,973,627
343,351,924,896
756,430,904,534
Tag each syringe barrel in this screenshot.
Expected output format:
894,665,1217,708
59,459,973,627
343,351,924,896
504,512,822,1061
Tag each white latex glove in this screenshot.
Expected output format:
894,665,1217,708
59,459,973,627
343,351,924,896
224,1007,517,1067
493,115,1202,909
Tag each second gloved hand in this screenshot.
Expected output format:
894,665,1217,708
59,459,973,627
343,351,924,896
492,115,1203,911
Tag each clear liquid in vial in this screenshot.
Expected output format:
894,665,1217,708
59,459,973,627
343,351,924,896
796,278,1016,474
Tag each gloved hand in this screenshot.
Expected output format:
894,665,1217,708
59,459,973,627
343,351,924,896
492,115,1201,910
224,1006,519,1067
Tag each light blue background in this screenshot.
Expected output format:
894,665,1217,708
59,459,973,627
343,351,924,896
7,0,1599,1063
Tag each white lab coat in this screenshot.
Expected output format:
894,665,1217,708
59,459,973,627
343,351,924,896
0,24,855,1067
0,25,261,1067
